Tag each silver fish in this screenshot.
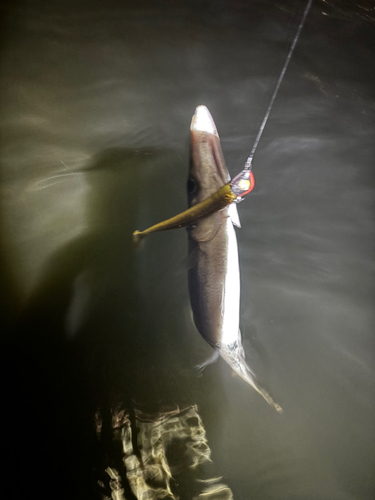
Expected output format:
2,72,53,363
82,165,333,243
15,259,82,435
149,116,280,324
188,106,281,412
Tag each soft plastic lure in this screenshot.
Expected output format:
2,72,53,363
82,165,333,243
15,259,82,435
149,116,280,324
132,171,255,246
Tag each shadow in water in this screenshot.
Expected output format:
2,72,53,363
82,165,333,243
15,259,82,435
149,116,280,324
1,147,228,499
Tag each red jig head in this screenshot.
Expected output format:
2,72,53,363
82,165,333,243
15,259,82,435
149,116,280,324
230,170,255,199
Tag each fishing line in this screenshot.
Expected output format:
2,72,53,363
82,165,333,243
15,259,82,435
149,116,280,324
243,0,313,172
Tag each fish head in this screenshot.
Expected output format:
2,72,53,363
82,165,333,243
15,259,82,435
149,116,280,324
188,106,231,207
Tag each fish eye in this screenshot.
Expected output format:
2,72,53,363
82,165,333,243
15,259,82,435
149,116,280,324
187,177,197,195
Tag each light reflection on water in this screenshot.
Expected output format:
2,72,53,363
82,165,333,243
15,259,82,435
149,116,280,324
95,404,232,499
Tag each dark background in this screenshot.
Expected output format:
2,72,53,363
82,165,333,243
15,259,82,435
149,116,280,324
1,0,374,499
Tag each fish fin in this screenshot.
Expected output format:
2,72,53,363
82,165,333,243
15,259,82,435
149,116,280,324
227,203,241,228
195,349,220,377
188,213,221,242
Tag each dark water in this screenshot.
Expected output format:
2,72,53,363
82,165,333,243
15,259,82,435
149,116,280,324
1,0,374,498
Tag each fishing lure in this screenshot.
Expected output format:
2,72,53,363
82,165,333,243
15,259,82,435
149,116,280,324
132,171,255,246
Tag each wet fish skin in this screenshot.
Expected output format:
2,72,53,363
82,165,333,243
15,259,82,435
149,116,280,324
188,106,281,412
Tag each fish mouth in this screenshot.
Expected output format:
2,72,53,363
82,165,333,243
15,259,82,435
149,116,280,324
190,105,219,138
189,106,230,195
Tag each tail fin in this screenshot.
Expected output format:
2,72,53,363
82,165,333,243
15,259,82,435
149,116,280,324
219,345,282,413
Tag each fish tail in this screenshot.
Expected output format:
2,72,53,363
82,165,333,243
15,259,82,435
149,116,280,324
220,348,282,413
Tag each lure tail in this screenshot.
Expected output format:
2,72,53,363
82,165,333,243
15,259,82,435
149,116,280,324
132,230,145,249
219,344,282,412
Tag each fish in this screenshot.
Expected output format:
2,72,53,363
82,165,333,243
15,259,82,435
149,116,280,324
188,106,282,412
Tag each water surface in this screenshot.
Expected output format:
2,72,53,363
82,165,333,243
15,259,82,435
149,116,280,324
1,1,374,499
